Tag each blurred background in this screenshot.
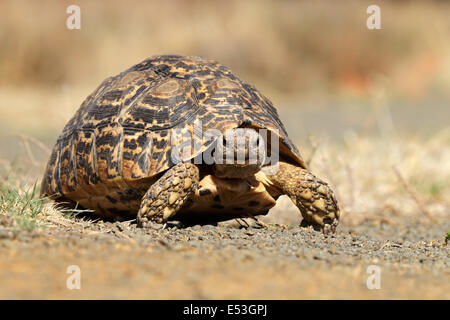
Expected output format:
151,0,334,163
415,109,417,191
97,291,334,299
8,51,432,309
0,0,449,223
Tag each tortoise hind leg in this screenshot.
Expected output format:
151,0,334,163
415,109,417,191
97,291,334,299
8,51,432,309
137,163,199,228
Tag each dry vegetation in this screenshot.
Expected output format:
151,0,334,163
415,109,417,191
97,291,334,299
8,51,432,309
1,0,449,98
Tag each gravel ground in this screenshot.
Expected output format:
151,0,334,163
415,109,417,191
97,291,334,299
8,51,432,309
0,215,448,299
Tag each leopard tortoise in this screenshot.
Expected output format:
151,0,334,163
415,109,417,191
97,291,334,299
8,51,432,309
41,55,340,233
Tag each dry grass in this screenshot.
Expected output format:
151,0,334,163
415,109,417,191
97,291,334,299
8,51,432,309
0,0,449,100
262,129,450,226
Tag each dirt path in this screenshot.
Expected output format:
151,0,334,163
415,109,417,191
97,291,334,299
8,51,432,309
0,215,448,299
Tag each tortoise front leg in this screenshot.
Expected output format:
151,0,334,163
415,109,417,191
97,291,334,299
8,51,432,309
137,163,199,227
265,161,340,234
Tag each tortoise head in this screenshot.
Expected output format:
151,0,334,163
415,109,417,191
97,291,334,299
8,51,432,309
213,128,264,179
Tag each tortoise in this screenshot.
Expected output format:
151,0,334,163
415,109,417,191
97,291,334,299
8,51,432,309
41,55,340,233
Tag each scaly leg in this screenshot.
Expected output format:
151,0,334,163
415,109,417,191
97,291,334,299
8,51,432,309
264,161,340,234
137,163,199,227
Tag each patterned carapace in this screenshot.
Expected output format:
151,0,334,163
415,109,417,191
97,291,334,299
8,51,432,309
41,55,305,218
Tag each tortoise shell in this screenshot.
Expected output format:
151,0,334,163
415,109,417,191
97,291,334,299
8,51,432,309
41,55,305,216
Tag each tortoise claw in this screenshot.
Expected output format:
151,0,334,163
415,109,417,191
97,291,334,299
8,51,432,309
300,218,338,234
322,219,338,234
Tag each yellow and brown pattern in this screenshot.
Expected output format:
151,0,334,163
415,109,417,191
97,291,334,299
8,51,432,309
41,55,305,218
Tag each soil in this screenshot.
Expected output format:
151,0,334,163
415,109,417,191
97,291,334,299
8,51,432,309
0,213,448,299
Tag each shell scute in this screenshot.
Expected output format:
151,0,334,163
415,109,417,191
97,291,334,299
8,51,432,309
41,55,304,215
